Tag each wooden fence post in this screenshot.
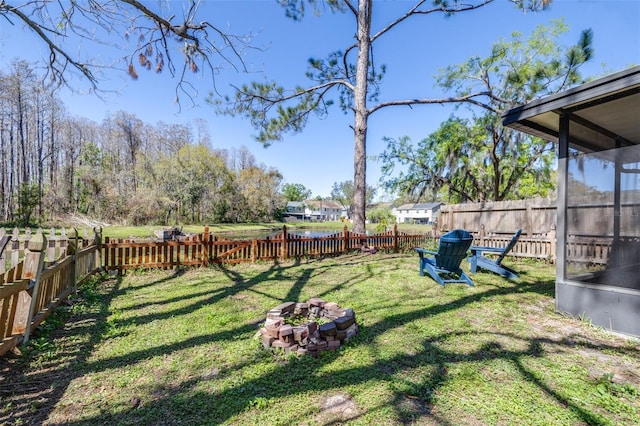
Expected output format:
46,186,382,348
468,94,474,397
549,224,557,262
94,227,103,271
47,228,57,262
479,224,486,246
393,224,399,252
16,232,47,344
252,238,258,263
103,236,111,271
212,232,217,263
67,228,79,293
0,231,9,275
59,228,69,258
202,226,210,267
11,228,20,268
23,228,32,250
342,226,349,254
281,225,288,260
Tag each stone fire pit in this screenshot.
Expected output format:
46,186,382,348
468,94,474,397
257,298,358,357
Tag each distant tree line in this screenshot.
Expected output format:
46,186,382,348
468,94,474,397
0,60,285,227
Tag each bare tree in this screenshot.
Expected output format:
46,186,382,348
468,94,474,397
1,0,255,104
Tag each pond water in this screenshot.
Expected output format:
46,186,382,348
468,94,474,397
212,228,362,240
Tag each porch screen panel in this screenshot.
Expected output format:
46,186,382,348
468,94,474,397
566,144,640,290
566,147,614,278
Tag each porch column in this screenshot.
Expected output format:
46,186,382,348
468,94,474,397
555,112,570,302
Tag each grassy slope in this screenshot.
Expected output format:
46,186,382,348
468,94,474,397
1,255,638,425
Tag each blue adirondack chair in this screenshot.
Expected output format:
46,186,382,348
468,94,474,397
468,229,522,279
415,229,474,286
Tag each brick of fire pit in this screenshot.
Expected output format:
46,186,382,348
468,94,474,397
324,302,340,311
309,306,323,318
345,323,359,340
308,340,328,351
271,339,292,348
327,340,341,350
337,323,359,341
307,297,326,308
319,322,337,337
321,308,341,320
261,335,275,349
264,318,283,338
307,321,318,334
334,314,355,330
293,325,309,342
279,324,294,342
294,303,309,316
267,301,296,318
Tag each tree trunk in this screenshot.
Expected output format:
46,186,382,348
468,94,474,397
352,0,372,235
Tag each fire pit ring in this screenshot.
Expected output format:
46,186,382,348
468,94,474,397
257,298,359,357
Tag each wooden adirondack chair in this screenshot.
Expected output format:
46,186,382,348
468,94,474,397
468,229,522,279
415,229,474,286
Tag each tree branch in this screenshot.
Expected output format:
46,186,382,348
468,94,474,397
370,0,495,43
3,2,98,87
368,92,500,115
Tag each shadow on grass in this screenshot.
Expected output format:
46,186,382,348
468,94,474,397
0,272,124,425
3,256,636,425
66,296,624,425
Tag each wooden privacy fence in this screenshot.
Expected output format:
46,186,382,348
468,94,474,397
0,229,101,357
438,197,557,237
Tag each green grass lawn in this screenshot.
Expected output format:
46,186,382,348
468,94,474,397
2,254,638,425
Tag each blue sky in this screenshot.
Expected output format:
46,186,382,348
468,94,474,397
1,0,639,200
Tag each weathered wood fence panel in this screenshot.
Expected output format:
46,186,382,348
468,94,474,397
438,197,557,237
438,196,638,265
0,227,96,274
0,229,101,357
474,226,557,262
102,235,206,272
